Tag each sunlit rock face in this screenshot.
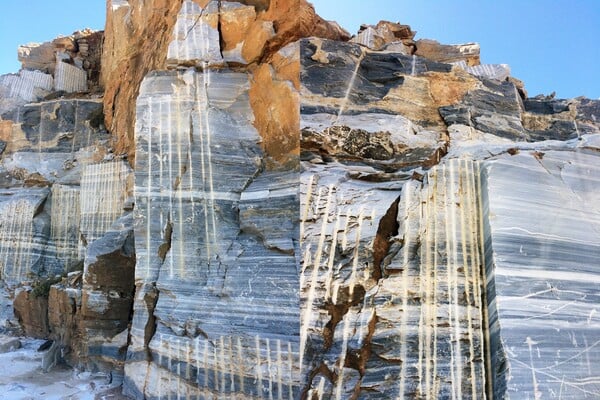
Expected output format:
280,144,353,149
299,31,600,400
1,1,600,398
0,15,133,379
124,1,301,397
484,151,600,399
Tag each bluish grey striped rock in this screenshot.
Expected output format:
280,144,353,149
439,79,527,141
483,151,600,399
54,58,88,93
166,0,223,67
0,98,108,184
300,162,405,397
464,64,511,81
128,67,300,399
0,188,57,285
300,159,490,399
0,70,53,114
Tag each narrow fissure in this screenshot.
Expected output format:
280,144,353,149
157,219,173,262
372,196,400,281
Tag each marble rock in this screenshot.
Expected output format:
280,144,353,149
81,212,135,371
350,21,416,52
80,161,132,244
17,29,103,90
0,335,21,353
0,98,108,184
300,159,489,399
54,59,88,93
127,67,300,399
439,79,527,141
0,188,56,284
415,38,481,66
166,0,224,67
0,70,53,109
102,0,348,160
464,63,511,81
483,151,600,399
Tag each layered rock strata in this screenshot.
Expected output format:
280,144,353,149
124,1,303,398
0,2,600,399
484,151,600,399
299,33,600,399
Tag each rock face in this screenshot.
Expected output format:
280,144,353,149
299,31,600,399
1,1,600,400
122,1,304,398
484,151,600,399
101,0,349,162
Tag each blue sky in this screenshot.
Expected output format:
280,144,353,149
0,1,598,99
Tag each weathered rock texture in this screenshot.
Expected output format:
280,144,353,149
1,2,600,400
299,31,600,399
0,11,135,383
101,0,348,162
123,1,302,398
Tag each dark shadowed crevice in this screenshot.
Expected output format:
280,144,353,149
157,220,173,262
323,285,366,350
300,362,336,400
372,196,400,280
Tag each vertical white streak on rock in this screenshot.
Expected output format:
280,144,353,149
166,340,172,400
288,341,294,400
300,185,334,367
476,161,492,400
325,210,342,300
300,175,315,239
51,185,81,270
228,336,235,392
203,339,209,387
255,335,263,396
237,336,245,392
266,337,274,400
398,182,411,398
349,207,365,297
334,286,352,400
146,97,153,279
277,339,283,400
193,73,211,260
202,64,218,250
448,161,461,400
317,376,326,400
167,99,175,278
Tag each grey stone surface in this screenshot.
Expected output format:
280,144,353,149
166,0,224,67
128,67,300,398
483,151,600,399
0,188,53,284
0,335,21,353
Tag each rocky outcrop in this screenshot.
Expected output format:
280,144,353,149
101,0,348,162
299,29,600,399
1,1,600,399
123,2,302,396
